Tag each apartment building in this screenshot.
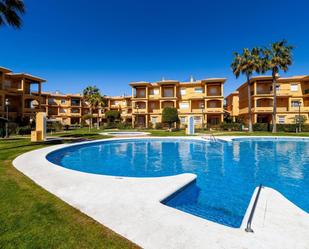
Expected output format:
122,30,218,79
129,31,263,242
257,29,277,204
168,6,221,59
130,78,225,128
225,91,239,122
0,66,45,123
34,92,132,125
237,75,309,124
108,96,132,123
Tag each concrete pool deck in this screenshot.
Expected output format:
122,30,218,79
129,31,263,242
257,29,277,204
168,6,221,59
13,136,309,249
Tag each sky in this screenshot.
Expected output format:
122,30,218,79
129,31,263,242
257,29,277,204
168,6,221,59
1,0,309,97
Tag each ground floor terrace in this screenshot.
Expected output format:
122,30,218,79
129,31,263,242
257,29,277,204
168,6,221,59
239,111,309,125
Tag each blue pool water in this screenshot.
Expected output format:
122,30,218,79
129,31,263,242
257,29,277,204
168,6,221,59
47,138,309,228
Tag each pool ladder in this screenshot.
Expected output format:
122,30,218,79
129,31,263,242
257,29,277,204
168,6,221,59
245,184,263,233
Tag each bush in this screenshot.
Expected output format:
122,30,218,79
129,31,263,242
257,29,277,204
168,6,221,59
155,122,163,129
116,122,132,129
103,122,117,129
253,123,269,131
17,126,32,136
47,121,63,132
220,123,242,131
105,110,121,123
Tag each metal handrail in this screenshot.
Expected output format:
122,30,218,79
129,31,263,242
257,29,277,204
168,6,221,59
245,184,263,233
211,134,217,142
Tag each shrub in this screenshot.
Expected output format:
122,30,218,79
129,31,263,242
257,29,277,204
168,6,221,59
155,122,163,129
105,110,121,123
116,122,132,129
47,121,62,132
17,126,32,136
253,123,269,131
220,123,242,131
162,107,179,129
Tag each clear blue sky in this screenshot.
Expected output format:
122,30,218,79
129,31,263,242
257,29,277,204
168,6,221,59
1,0,309,96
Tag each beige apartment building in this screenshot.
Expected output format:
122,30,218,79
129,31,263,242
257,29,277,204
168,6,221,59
225,91,239,122
130,78,225,128
237,75,309,124
0,66,45,123
34,91,132,126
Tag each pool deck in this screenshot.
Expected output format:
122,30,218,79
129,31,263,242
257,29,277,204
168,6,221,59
13,136,309,249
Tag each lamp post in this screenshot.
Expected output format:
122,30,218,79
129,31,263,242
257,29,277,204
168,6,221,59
201,103,205,131
298,100,302,133
5,99,9,138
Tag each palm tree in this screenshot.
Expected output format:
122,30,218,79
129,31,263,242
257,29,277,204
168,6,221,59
231,48,262,132
83,86,102,130
262,40,293,133
0,0,25,28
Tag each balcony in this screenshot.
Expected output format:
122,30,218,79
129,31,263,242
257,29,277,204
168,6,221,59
206,107,223,113
254,107,273,112
149,109,161,114
133,108,147,114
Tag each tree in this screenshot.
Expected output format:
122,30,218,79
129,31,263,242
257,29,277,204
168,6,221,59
0,0,25,28
83,86,102,129
262,40,293,133
82,113,93,131
105,110,121,123
162,107,179,130
231,48,262,132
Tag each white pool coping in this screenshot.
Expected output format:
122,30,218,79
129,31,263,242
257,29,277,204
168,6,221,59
13,136,309,249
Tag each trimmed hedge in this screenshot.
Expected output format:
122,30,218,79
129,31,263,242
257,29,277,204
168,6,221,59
220,123,242,131
253,123,309,132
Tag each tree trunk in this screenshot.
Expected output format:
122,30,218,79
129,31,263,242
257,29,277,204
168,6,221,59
247,75,253,132
272,72,277,133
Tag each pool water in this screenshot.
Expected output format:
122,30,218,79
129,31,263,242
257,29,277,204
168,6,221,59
46,138,309,228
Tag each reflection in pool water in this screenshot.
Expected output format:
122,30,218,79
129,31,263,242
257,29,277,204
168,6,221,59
47,138,309,227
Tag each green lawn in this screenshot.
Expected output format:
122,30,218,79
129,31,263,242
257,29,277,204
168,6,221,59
48,127,309,138
0,138,138,249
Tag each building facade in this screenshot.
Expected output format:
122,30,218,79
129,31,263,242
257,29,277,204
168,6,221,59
0,66,45,124
34,91,132,126
237,76,309,124
130,78,225,128
225,91,239,122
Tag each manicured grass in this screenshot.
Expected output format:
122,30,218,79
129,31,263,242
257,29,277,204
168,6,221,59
49,127,309,138
0,138,139,249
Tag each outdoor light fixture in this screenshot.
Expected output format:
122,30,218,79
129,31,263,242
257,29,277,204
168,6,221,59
5,99,9,138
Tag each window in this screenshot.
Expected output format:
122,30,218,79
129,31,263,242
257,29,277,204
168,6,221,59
291,100,301,107
59,108,66,113
180,117,186,123
194,116,201,123
151,117,158,124
194,87,203,93
180,88,186,95
198,101,205,109
209,87,218,95
179,102,189,109
278,116,285,124
276,85,280,91
153,89,159,95
291,84,298,92
163,88,174,97
61,99,66,104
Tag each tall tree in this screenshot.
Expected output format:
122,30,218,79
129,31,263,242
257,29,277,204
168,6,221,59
262,40,293,133
83,86,102,129
231,48,262,132
0,0,25,28
162,107,179,131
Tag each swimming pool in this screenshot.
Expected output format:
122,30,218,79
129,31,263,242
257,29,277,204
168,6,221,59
46,138,309,228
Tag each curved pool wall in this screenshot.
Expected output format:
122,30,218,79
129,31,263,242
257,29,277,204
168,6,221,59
46,137,309,228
